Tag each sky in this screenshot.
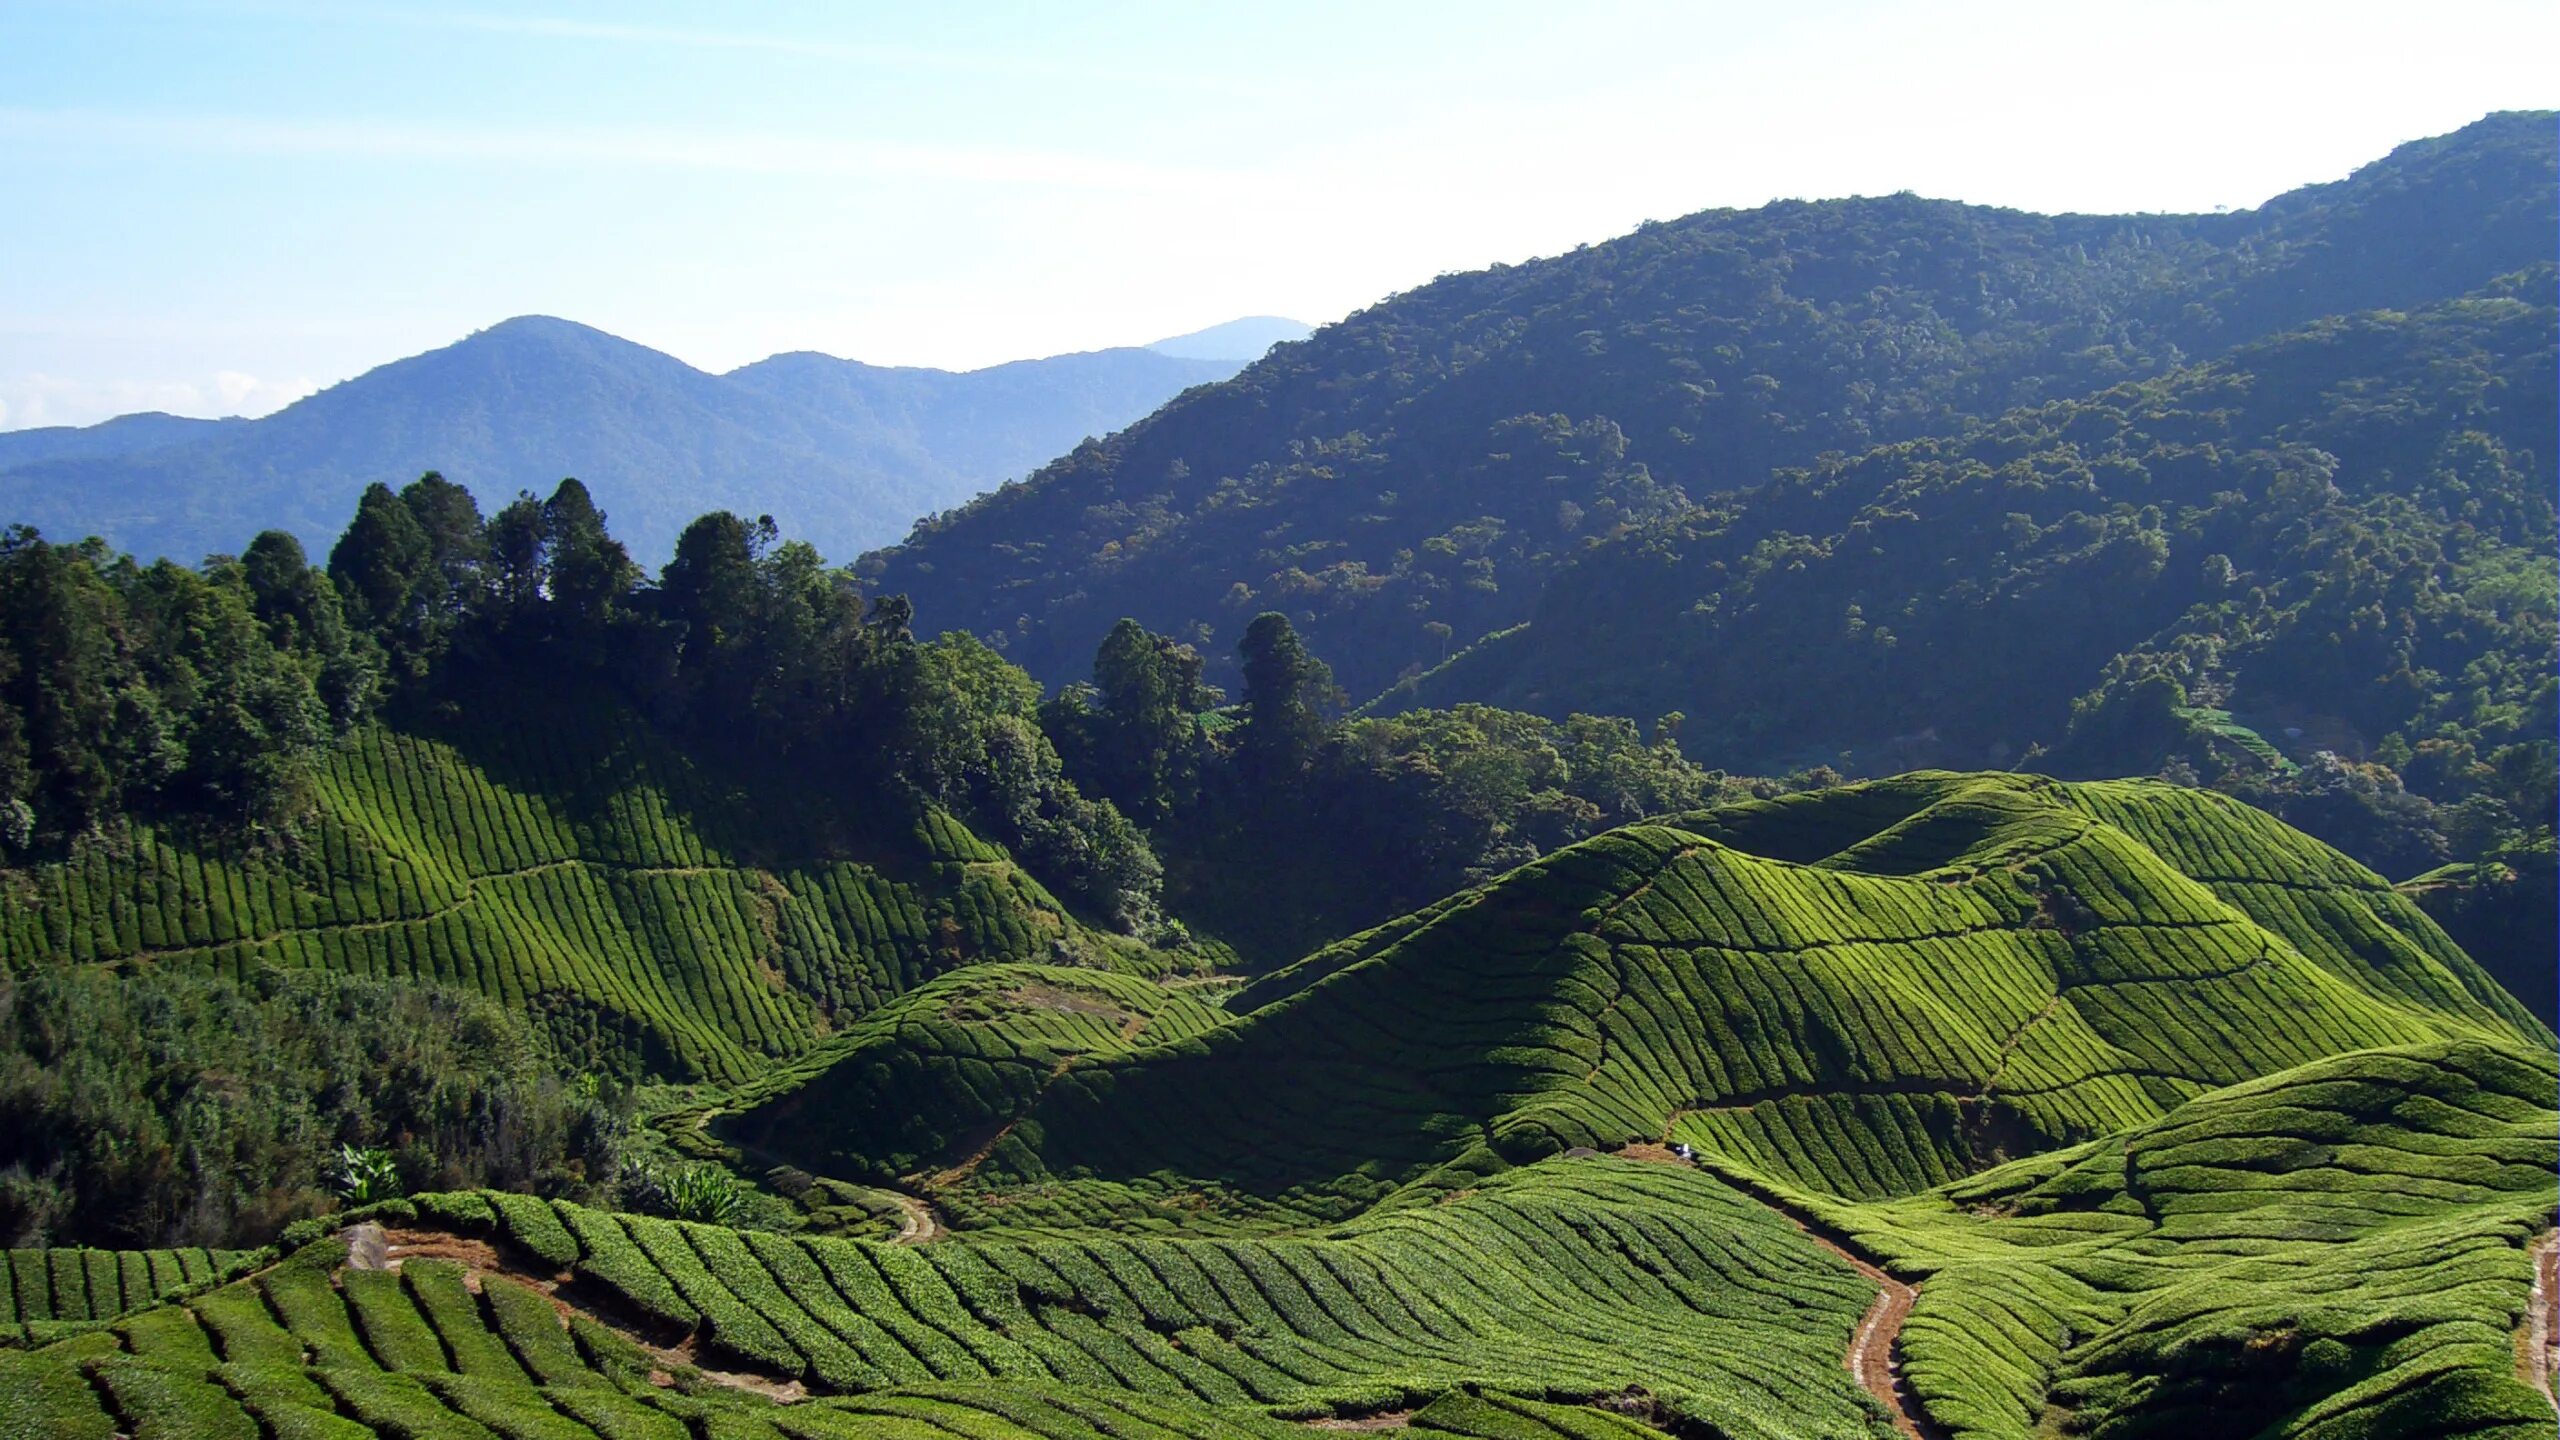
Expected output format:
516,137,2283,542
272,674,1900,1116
2,1,2553,431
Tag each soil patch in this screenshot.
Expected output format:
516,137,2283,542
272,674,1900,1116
330,1222,807,1402
2521,1228,2558,1408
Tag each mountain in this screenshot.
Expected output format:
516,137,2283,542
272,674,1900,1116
865,113,2556,709
1146,315,1313,360
1376,272,2555,780
0,317,1272,563
0,411,246,470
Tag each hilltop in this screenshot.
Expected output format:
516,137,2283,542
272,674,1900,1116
0,316,1284,565
725,773,2545,1229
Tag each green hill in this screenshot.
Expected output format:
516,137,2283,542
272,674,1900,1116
867,114,2555,710
1379,270,2556,805
0,692,1163,1086
1802,1037,2559,1440
0,1040,2542,1440
749,774,2542,1230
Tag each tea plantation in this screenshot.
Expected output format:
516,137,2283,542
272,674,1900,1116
0,772,2549,1439
875,774,2542,1229
1800,1038,2560,1440
0,696,1165,1084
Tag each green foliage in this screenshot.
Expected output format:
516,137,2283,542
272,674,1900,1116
873,114,2556,715
961,774,2541,1223
331,1146,403,1206
622,1163,746,1228
0,961,623,1249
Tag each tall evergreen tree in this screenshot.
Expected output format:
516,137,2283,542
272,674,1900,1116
1237,611,1337,789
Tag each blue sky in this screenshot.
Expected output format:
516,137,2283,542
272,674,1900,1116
3,0,2553,429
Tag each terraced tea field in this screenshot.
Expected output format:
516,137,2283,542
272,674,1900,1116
851,775,2542,1230
1,772,2549,1439
1804,1039,2560,1440
0,1161,1900,1440
0,701,1160,1082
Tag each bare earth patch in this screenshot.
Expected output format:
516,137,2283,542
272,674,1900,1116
332,1222,809,1402
2520,1228,2558,1408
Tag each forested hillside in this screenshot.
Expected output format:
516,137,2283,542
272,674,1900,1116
868,113,2554,705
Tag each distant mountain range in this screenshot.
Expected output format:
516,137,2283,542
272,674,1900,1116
0,315,1310,563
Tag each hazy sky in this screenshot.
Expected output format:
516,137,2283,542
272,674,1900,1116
3,0,2552,430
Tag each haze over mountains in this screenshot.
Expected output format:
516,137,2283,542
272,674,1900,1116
0,315,1310,564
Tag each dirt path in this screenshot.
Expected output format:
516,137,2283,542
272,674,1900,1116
1634,1152,1939,1440
1768,1208,1930,1438
2521,1229,2558,1408
888,1191,943,1244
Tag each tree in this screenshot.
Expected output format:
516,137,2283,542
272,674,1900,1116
1085,618,1220,822
399,472,490,625
327,482,431,638
1237,612,1338,789
661,512,762,666
542,479,636,629
240,531,376,725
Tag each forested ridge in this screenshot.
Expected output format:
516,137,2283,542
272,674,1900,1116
866,112,2553,702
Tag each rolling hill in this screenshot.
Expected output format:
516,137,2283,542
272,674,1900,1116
0,685,1179,1087
0,976,2543,1439
0,768,2549,1439
0,317,1277,566
726,773,2545,1232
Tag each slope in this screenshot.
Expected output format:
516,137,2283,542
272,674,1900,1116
1379,268,2557,791
778,774,2547,1229
0,1160,1897,1440
717,963,1236,1183
866,113,2557,702
0,317,1242,565
1802,1037,2559,1440
0,685,1164,1085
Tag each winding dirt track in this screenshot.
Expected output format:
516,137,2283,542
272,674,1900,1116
888,1190,943,1244
2522,1228,2558,1408
1620,1149,1940,1439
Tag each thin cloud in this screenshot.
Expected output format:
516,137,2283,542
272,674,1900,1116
0,107,1254,195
